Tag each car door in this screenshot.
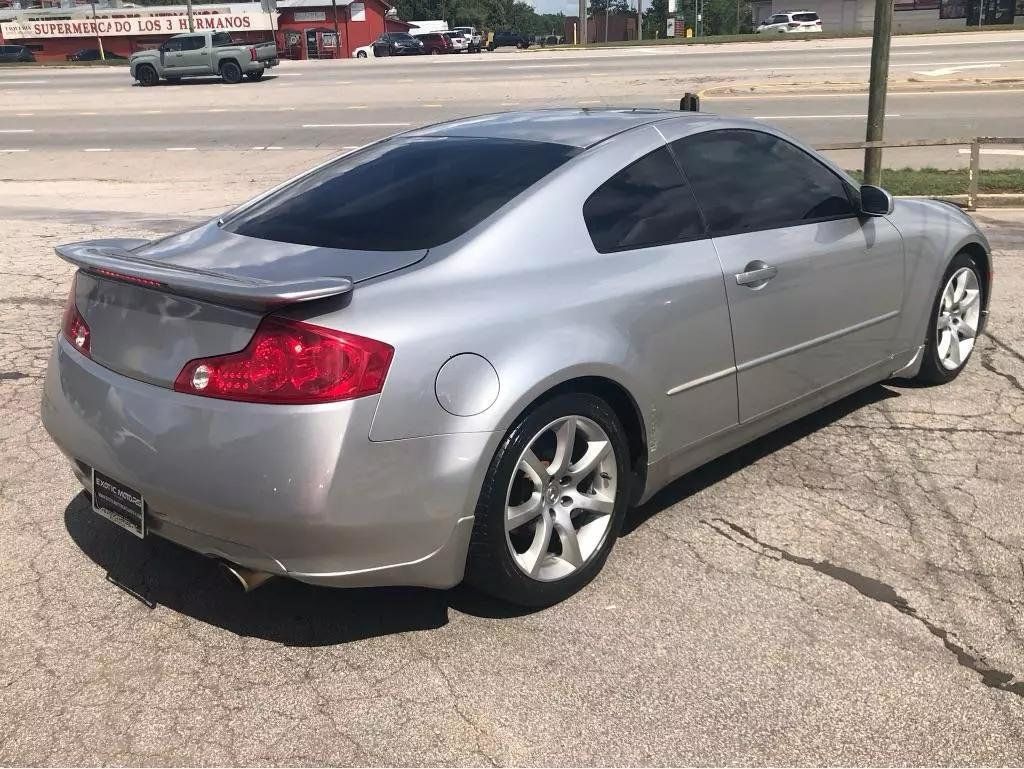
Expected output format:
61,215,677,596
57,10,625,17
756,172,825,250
160,37,185,72
373,35,390,56
671,128,904,423
582,144,739,459
176,35,209,74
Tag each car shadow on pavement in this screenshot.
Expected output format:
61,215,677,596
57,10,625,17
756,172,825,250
64,496,533,646
622,383,900,536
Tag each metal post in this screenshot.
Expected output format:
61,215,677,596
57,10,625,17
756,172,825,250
968,138,980,210
185,0,195,32
331,0,341,58
863,0,894,186
89,0,106,61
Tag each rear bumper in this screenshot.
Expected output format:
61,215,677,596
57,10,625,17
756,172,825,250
42,337,494,588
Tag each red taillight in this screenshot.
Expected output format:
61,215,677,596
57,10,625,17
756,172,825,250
173,316,394,404
249,46,258,61
61,277,91,356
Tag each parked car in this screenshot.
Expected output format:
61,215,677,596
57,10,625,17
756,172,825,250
452,26,483,52
0,44,35,63
66,48,127,62
757,10,822,32
129,31,278,85
44,110,990,607
544,34,562,45
488,30,531,50
371,32,424,56
442,31,469,52
414,32,453,54
352,44,376,58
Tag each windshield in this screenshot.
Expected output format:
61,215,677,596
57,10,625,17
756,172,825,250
223,136,579,251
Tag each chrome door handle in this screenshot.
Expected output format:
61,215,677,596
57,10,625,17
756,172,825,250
735,261,778,288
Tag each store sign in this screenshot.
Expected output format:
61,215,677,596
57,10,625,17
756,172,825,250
294,10,326,21
1,10,274,39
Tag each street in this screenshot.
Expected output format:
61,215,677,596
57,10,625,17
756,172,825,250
2,29,1024,766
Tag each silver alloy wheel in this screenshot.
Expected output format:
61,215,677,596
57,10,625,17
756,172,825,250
936,266,981,371
504,415,617,582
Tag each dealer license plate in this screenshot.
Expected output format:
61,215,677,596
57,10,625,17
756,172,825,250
91,469,145,538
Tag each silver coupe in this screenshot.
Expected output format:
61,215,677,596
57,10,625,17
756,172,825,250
42,109,991,606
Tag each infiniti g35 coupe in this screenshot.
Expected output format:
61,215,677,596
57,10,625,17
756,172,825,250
42,109,991,606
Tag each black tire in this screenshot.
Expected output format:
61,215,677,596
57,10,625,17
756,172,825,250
915,251,983,385
487,42,496,51
357,50,368,58
246,70,264,81
220,60,242,84
136,64,158,86
465,392,631,607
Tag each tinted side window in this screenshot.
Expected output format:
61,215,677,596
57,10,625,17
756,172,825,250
212,32,233,46
225,136,578,251
183,36,206,50
671,130,855,236
163,38,184,52
583,146,705,253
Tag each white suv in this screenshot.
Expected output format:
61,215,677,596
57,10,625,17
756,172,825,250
756,11,822,32
452,26,483,52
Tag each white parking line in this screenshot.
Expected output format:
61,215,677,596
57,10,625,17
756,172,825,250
166,147,197,151
347,105,368,109
275,72,304,76
500,101,520,106
422,103,442,107
207,108,228,112
302,123,410,127
578,100,601,105
277,106,296,111
754,113,902,119
84,148,112,152
0,148,29,153
958,148,1024,157
0,80,49,85
251,145,284,150
0,129,33,133
508,64,586,70
15,112,33,116
142,110,164,115
78,112,98,116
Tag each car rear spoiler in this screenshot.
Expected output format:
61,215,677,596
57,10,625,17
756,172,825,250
55,239,354,311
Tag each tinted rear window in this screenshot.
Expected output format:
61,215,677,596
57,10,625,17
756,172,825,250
792,12,819,20
224,136,578,251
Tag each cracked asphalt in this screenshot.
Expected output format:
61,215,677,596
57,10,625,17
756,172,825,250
2,151,1024,764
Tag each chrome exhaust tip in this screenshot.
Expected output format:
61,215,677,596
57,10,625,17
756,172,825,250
220,561,275,592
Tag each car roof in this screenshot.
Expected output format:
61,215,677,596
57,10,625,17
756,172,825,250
407,108,720,149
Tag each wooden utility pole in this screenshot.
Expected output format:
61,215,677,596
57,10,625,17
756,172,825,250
89,0,106,61
331,0,341,57
185,0,195,32
864,0,894,185
579,0,587,43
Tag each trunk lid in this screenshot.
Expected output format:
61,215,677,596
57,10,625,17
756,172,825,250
61,222,426,388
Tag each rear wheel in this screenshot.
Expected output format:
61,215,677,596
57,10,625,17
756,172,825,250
465,393,630,607
246,70,264,81
220,60,242,84
915,252,983,385
136,64,158,86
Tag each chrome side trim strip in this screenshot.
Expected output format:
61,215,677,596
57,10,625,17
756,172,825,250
737,310,900,373
666,366,737,396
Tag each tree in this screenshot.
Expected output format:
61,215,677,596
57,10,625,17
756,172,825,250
642,0,667,37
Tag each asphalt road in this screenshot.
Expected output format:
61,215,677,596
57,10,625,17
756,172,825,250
1,30,1023,165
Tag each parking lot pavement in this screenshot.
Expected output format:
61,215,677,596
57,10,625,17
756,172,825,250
2,170,1024,762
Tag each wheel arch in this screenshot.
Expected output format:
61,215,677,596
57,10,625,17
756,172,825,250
959,239,991,310
501,373,650,503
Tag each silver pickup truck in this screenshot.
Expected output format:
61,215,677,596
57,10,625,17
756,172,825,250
130,31,278,86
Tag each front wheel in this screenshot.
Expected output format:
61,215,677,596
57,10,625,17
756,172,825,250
357,50,368,58
915,252,984,385
220,61,243,84
136,64,158,86
465,393,630,607
246,70,264,81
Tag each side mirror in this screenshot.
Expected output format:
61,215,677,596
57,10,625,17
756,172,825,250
859,184,894,216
